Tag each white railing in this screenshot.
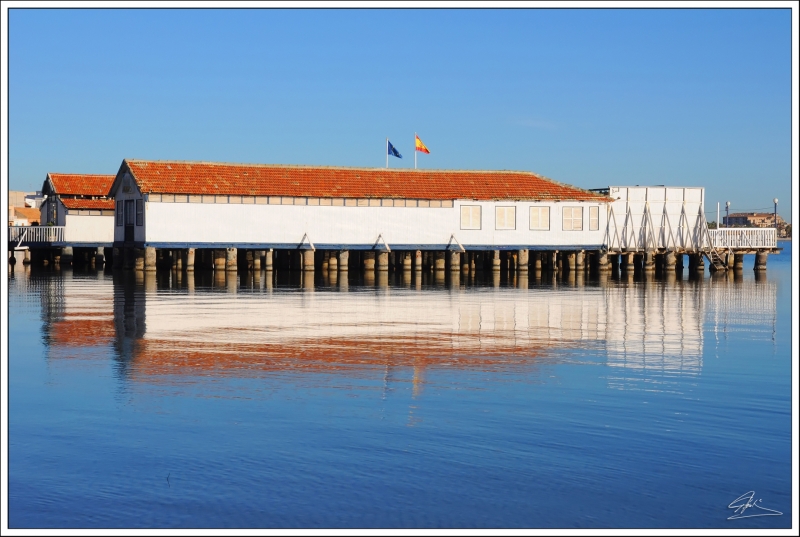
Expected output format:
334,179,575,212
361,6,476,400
709,228,776,249
8,226,65,244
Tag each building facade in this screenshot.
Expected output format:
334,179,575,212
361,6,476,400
109,159,611,251
724,212,785,228
40,173,116,245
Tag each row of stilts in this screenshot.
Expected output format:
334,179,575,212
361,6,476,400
9,246,770,273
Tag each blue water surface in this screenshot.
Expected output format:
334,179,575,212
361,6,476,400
7,244,794,529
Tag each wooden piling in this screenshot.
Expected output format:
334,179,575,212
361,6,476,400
449,251,461,271
597,251,610,272
144,247,156,272
363,251,376,271
403,251,412,270
518,249,529,272
665,251,676,270
434,251,446,271
644,251,656,271
567,252,576,272
225,248,237,271
754,250,768,271
213,249,226,271
135,248,146,271
377,251,389,271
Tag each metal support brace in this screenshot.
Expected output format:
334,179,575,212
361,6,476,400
373,234,391,252
447,234,466,252
297,233,315,251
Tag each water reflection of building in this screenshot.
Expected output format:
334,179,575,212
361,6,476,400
26,270,779,395
603,281,704,376
30,270,116,359
705,273,778,345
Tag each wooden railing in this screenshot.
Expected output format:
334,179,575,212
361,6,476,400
8,226,65,244
709,228,776,249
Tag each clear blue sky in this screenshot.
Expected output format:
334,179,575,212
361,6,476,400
8,8,793,221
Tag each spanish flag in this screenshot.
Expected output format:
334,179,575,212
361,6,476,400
415,134,430,154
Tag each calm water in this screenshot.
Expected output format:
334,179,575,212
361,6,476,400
8,244,793,529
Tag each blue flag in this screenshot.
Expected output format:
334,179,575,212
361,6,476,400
388,140,402,158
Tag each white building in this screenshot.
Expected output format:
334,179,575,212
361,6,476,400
109,159,611,251
603,185,708,252
40,173,116,246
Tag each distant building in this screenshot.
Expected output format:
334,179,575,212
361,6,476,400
723,212,784,228
25,191,45,209
724,212,789,237
8,206,41,226
8,190,33,207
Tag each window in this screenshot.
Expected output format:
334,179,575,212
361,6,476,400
589,206,599,231
495,206,516,230
461,205,481,230
124,199,135,225
562,207,583,230
529,206,550,230
135,199,144,226
116,201,123,226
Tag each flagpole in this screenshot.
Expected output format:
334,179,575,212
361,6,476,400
414,132,417,169
386,138,389,169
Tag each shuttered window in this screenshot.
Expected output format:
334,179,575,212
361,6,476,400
562,207,583,230
124,200,135,225
460,205,481,230
135,199,144,226
495,206,516,230
529,206,550,230
589,206,599,231
116,201,123,226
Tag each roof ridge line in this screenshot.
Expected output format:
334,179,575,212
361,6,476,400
48,172,116,177
123,159,541,175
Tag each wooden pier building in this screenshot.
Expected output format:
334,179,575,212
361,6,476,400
9,159,780,274
8,173,115,267
106,159,611,272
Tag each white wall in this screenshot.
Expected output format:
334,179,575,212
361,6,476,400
64,214,115,243
143,199,608,249
607,186,705,251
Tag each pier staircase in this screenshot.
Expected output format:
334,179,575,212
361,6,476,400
703,247,729,272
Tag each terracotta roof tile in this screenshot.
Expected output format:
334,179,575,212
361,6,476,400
14,207,41,221
60,198,115,210
123,160,609,202
48,174,115,196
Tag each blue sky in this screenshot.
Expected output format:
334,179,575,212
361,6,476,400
8,8,793,221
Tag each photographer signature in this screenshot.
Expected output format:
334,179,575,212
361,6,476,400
728,491,783,520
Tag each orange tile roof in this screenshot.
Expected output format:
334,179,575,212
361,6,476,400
48,173,115,196
14,207,41,222
123,159,609,201
60,198,115,210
